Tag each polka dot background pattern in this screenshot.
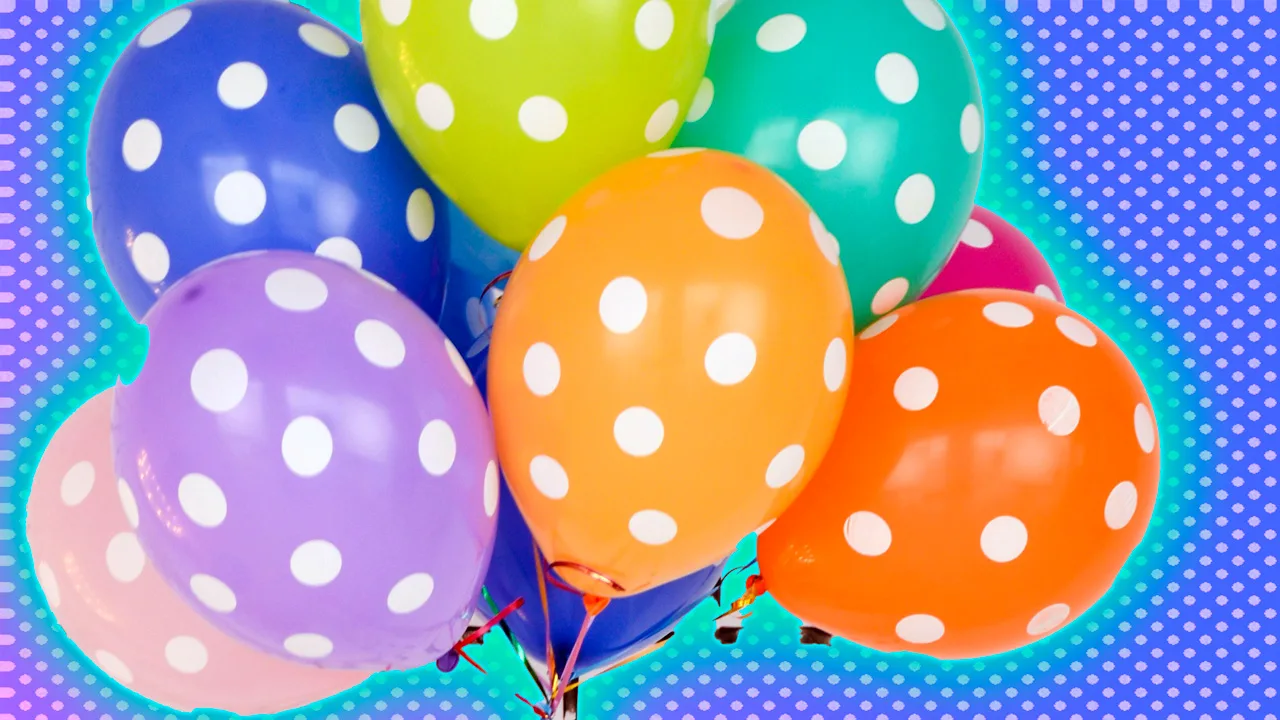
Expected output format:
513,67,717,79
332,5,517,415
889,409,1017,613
1,1,1274,718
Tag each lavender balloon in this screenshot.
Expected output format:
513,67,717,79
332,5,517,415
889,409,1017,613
113,250,498,670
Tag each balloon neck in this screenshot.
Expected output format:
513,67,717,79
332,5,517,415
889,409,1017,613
547,560,627,597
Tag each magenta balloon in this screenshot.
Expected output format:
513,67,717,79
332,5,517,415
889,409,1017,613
113,250,498,670
919,206,1064,303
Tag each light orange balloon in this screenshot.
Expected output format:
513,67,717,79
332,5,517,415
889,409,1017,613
488,149,854,597
758,289,1161,659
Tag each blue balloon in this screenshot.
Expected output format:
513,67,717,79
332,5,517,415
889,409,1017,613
87,0,449,320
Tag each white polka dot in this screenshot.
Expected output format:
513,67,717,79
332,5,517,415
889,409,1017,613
406,188,436,241
217,62,268,110
704,333,756,386
701,187,764,240
418,419,457,476
528,216,566,261
648,147,704,158
315,237,363,268
60,460,96,506
298,22,350,57
980,516,1028,562
1134,403,1156,453
129,232,170,284
823,338,847,392
1034,284,1059,300
190,348,249,413
894,367,939,411
1105,481,1139,530
756,13,806,52
94,649,135,683
754,518,776,535
903,0,948,30
687,78,714,122
470,0,517,40
37,563,60,608
1055,315,1097,347
797,119,848,171
122,119,162,171
165,636,208,674
333,104,380,153
106,532,146,583
599,277,648,334
341,319,405,371
707,0,732,43
178,473,227,528
445,338,475,386
190,574,237,613
843,511,892,556
894,174,935,225
765,445,805,489
117,479,139,529
86,192,92,213
871,277,910,315
530,455,569,500
519,96,569,142
416,83,455,131
629,510,678,546
1026,603,1071,636
1038,386,1080,436
265,268,329,311
614,407,664,457
895,614,945,644
809,213,840,266
635,0,674,50
645,99,680,143
214,170,267,225
983,301,1034,328
959,219,994,248
284,633,333,659
291,540,342,587
876,53,919,104
281,417,334,477
860,312,899,340
387,573,436,614
380,0,412,26
483,461,499,517
359,268,397,291
523,342,561,396
137,7,190,48
961,103,983,154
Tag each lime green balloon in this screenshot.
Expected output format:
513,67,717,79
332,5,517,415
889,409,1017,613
675,0,983,329
362,0,712,251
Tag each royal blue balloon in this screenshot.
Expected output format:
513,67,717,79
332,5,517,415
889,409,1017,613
87,0,448,320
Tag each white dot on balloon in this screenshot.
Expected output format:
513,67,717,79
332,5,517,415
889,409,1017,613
165,636,209,674
871,277,910,315
380,0,412,26
117,479,140,529
445,338,475,386
265,268,329,312
961,103,983,154
599,277,648,334
1105,480,1139,530
701,187,765,240
470,0,518,40
315,237,363,269
895,614,945,644
178,473,228,528
982,301,1034,328
214,170,267,225
894,174,935,225
60,460,96,507
333,104,380,153
122,119,162,171
823,338,847,392
137,7,191,47
355,320,406,369
1038,385,1080,436
843,511,892,556
483,461,499,517
860,312,899,340
903,0,948,30
284,633,334,659
756,13,806,52
980,515,1028,562
959,218,994,248
809,213,840,266
645,99,681,143
1055,315,1097,347
94,649,135,684
648,147,704,158
1026,603,1071,636
106,532,146,583
129,232,170,284
406,188,436,241
419,419,457,476
797,119,848,171
281,416,334,477
894,367,939,411
704,333,756,386
217,62,268,110
519,96,569,142
387,572,436,614
635,0,675,50
359,269,397,291
190,348,249,413
190,573,237,613
1134,403,1156,453
298,22,350,57
614,407,664,457
629,510,678,546
876,52,920,104
528,216,567,261
416,83,455,131
765,445,805,489
1034,284,1059,301
37,563,61,609
290,540,343,587
523,342,561,396
686,78,714,123
530,455,569,499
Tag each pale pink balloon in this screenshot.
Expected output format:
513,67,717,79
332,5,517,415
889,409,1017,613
25,389,370,714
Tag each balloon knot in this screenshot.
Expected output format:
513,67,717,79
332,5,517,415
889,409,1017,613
715,574,766,621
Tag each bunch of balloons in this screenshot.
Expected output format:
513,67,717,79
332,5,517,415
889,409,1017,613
25,0,1160,716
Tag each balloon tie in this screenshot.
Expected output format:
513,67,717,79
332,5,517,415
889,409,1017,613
445,597,525,674
547,560,627,595
548,594,609,716
715,574,767,621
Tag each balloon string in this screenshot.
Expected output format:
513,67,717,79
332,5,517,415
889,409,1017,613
533,542,558,696
563,630,675,694
481,587,550,701
549,595,609,716
711,557,758,606
449,597,525,674
715,574,767,621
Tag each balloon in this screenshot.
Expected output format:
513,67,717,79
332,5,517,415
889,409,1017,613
488,149,853,597
920,206,1064,302
483,481,723,679
25,389,368,714
87,0,449,320
361,0,712,250
757,289,1160,659
112,251,498,669
674,0,983,329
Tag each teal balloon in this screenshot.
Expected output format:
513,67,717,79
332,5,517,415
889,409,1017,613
678,0,983,329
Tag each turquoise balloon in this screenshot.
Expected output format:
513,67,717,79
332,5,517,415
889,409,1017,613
676,0,984,329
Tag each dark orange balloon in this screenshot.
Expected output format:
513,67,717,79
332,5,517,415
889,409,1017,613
757,289,1160,659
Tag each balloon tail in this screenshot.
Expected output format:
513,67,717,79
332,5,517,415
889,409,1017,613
715,574,767,621
548,595,609,717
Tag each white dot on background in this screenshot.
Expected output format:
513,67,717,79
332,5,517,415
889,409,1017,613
333,104,380,152
137,7,191,47
528,216,567,261
470,0,518,40
704,332,756,386
860,312,899,340
315,237,363,268
687,78,714,123
635,0,675,50
419,419,457,476
1034,284,1059,300
60,460,96,507
165,636,209,674
117,479,140,529
94,649,135,684
903,0,948,30
530,455,569,499
599,277,648,334
106,532,146,583
406,188,436,241
291,540,343,587
894,367,939,411
871,277,910,315
380,0,412,26
178,473,228,528
523,342,561,396
217,62,269,110
190,573,237,613
1038,385,1081,436
265,268,329,311
983,301,1034,328
388,572,436,614
445,338,475,386
298,23,350,57
190,348,249,413
765,445,805,488
823,338,847,392
37,563,61,608
483,461,499,517
959,219,994,248
614,407,665,457
756,13,806,52
876,52,920,104
894,174,935,225
416,83,455,131
519,96,569,142
130,232,170,284
1105,480,1139,529
122,119,162,171
355,320,406,368
284,633,334,659
980,515,1028,562
629,510,678,545
1134,403,1156,453
281,416,335,477
797,119,848,171
961,103,983,154
214,170,268,225
1026,603,1071,636
896,614,945,644
701,187,765,239
645,99,681,143
1056,315,1098,347
809,213,840,265
844,511,892,556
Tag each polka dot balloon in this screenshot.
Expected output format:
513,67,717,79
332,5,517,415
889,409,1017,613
919,205,1064,303
675,0,984,330
488,149,853,598
112,251,497,670
87,0,450,321
757,289,1160,659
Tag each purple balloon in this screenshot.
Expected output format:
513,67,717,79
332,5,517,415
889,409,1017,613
113,250,498,670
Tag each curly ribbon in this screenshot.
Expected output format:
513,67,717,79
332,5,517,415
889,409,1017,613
481,270,513,308
711,557,758,606
548,593,609,716
715,574,767,621
447,596,525,673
